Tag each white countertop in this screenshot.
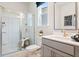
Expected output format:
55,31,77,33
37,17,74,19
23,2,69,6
42,35,79,46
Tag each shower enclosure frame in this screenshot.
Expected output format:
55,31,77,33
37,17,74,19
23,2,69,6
0,5,23,56
0,5,36,56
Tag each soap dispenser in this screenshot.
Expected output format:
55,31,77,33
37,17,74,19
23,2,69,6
63,30,68,38
71,29,79,42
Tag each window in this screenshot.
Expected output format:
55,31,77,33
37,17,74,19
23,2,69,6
38,3,48,26
42,7,48,26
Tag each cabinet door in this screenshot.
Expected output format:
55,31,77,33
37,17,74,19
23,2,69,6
42,45,72,57
41,45,44,57
51,48,72,57
74,46,79,57
51,51,62,57
51,51,54,57
42,45,52,57
54,52,63,57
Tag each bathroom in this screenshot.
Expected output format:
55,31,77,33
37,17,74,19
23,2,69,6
0,2,53,57
0,1,79,57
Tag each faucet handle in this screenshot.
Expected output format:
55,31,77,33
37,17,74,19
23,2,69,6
64,30,68,38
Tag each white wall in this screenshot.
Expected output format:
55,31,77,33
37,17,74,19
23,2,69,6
27,2,54,46
0,2,28,13
55,2,75,29
55,3,62,29
77,3,79,29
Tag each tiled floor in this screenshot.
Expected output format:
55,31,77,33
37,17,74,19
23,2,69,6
4,49,41,57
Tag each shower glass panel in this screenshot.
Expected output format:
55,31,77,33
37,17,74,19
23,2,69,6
2,9,21,55
0,7,3,56
26,14,35,44
22,13,35,45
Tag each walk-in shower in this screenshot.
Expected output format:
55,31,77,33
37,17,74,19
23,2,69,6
0,6,35,56
2,9,21,55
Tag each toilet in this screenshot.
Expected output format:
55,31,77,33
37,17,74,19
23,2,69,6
25,44,41,52
21,37,41,52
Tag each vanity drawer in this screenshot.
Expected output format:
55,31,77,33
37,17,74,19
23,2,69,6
51,45,72,57
42,38,74,56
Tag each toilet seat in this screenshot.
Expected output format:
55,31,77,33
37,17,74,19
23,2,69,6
25,44,41,51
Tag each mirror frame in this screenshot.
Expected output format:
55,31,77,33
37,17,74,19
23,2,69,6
54,2,77,30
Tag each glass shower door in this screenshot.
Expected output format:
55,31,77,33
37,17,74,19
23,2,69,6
0,6,3,56
1,8,36,56
2,10,20,55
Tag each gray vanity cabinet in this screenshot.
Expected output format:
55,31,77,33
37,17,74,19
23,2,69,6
52,51,63,57
51,48,62,57
42,45,52,57
54,53,62,57
51,46,72,57
41,38,74,57
42,45,62,57
42,44,72,57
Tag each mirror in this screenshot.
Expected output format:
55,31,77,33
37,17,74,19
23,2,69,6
54,2,77,30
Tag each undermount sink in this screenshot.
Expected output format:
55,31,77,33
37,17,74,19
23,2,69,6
44,35,76,42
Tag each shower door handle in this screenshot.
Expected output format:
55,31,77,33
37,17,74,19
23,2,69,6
2,41,8,46
2,43,6,46
2,32,6,33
